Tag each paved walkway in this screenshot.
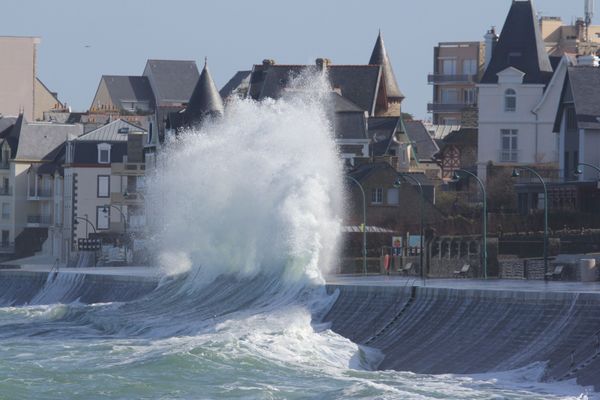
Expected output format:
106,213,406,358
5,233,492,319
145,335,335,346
325,274,600,293
2,264,162,277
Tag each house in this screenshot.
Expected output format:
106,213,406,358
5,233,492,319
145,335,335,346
8,119,83,258
63,119,146,261
435,128,478,181
477,0,569,184
552,58,600,213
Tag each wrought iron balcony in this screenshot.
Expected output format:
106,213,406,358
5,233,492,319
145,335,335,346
427,74,478,84
427,102,477,113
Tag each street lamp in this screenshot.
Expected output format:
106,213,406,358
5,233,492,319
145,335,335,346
452,169,487,279
395,173,425,280
74,215,97,236
512,167,549,274
345,175,367,275
102,204,128,235
574,163,600,179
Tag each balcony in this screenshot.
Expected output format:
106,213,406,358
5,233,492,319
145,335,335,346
427,102,477,113
28,187,53,200
27,214,52,226
428,74,478,84
0,243,14,254
0,162,9,170
0,187,12,196
111,191,144,205
112,162,145,176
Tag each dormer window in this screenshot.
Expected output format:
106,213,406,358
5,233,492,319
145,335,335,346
505,89,517,112
97,143,111,164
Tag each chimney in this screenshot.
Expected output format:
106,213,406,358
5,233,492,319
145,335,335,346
315,58,332,71
576,17,586,42
262,59,276,66
484,27,498,69
578,54,600,66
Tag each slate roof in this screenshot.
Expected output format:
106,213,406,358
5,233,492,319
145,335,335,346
15,122,83,161
334,113,367,140
71,141,127,165
143,60,199,104
481,0,553,85
404,121,439,161
248,64,382,115
102,75,156,109
349,161,435,187
0,117,17,138
555,66,600,130
220,70,251,99
369,32,403,99
77,119,146,142
369,117,402,156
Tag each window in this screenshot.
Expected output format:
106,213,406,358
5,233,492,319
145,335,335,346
462,59,477,75
463,88,476,105
371,188,383,204
442,59,457,75
505,89,517,112
441,88,459,104
500,129,518,162
96,206,109,230
97,143,111,164
1,203,9,219
387,188,400,205
97,175,110,198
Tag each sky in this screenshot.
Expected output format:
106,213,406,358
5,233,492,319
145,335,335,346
2,0,588,120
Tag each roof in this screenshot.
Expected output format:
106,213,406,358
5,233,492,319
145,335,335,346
248,64,382,115
334,112,367,140
71,141,127,164
349,161,434,186
427,124,462,140
404,121,439,161
559,66,600,130
0,117,17,138
181,61,224,125
15,122,83,161
77,119,146,142
143,60,199,103
369,32,403,99
102,75,155,109
369,117,401,156
481,0,553,85
220,70,251,99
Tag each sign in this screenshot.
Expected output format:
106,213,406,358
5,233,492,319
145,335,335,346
392,236,403,256
78,238,102,251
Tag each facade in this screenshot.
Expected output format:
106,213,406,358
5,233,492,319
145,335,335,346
63,120,146,262
477,0,568,183
428,42,485,126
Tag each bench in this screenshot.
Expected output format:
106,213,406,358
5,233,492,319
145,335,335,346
453,264,470,278
399,262,413,275
545,265,564,281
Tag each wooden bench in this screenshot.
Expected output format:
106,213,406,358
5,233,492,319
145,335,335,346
453,264,470,278
399,262,413,275
545,265,564,281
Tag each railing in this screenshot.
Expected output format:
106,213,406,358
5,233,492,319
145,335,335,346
427,102,477,113
0,187,11,196
498,150,520,163
0,243,14,253
0,163,9,170
28,188,53,198
427,74,478,84
27,215,52,225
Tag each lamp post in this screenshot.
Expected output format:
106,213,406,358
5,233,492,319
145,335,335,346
74,215,97,236
102,204,128,236
346,176,367,275
395,173,425,280
452,169,487,279
512,167,549,274
575,163,600,178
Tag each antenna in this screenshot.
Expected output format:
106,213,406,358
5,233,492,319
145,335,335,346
585,0,595,27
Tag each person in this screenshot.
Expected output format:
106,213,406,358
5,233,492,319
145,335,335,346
384,253,391,275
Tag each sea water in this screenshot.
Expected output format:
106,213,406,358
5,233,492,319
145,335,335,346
0,72,593,399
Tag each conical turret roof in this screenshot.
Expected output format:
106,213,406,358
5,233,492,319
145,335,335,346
481,0,553,84
369,31,404,100
184,59,224,124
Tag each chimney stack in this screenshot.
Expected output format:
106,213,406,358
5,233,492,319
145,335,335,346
315,58,332,71
484,27,498,69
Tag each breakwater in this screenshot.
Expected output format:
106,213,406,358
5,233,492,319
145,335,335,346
323,283,600,390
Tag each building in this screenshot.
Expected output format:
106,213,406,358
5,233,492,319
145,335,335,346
540,14,600,57
63,119,146,262
477,0,569,183
428,41,485,126
0,36,63,122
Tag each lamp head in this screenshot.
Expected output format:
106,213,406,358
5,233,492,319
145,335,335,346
451,171,461,182
123,191,129,198
393,178,403,188
102,205,109,213
574,168,583,176
511,168,520,178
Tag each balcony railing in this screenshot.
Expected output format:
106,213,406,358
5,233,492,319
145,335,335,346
427,74,478,84
0,163,9,170
0,243,14,253
427,102,477,113
28,188,53,199
0,187,11,196
27,215,52,225
498,150,520,163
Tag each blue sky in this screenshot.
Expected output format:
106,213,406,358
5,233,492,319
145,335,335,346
3,0,587,119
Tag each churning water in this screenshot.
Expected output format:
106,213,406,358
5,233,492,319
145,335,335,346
0,73,593,399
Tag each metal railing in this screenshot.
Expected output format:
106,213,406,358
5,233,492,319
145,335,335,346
499,150,520,163
27,215,52,225
427,102,477,113
0,187,11,196
427,74,478,84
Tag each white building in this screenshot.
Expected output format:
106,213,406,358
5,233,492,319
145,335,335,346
477,0,568,182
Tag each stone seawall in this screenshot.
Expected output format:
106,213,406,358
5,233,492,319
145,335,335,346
0,270,160,306
323,284,600,390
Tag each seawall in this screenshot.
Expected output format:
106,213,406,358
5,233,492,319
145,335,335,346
323,282,600,390
0,270,160,306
